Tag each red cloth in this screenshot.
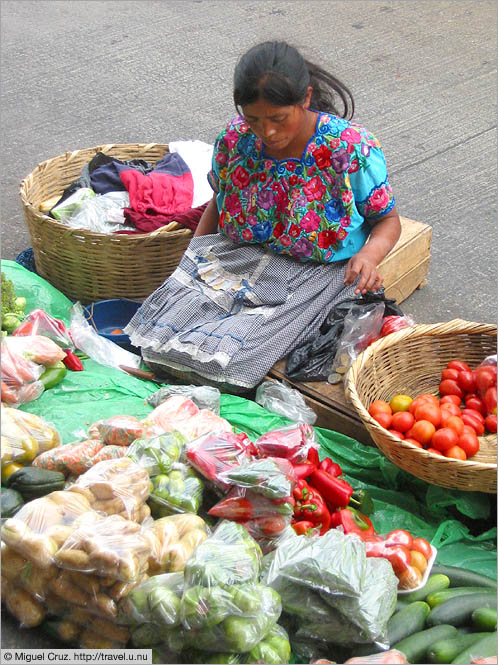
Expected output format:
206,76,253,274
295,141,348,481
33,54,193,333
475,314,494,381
115,201,208,234
119,169,194,216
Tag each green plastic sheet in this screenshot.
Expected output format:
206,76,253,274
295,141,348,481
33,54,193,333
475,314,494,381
3,261,496,580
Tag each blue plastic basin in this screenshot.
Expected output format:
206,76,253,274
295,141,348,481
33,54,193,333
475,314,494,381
82,299,141,353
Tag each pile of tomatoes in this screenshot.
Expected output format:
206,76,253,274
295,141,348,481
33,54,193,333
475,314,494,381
368,358,497,461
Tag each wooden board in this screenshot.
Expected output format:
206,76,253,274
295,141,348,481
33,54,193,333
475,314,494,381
267,217,433,443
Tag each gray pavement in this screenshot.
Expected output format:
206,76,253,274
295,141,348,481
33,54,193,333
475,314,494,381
0,0,497,652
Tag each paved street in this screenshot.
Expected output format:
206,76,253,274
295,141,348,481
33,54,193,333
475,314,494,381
0,0,497,651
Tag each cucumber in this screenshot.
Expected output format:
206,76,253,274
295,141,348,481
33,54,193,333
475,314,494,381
426,592,498,627
387,601,431,646
427,587,492,608
431,564,497,590
400,573,451,603
451,631,497,664
0,487,24,517
472,607,497,632
428,632,492,664
393,624,458,664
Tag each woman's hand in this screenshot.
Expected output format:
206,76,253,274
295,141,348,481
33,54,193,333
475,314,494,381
344,208,402,295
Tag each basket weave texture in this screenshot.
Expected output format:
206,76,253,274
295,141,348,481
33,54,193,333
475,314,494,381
19,143,194,304
346,319,497,493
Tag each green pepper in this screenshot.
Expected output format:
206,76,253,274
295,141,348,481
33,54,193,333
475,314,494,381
221,614,265,652
39,361,67,389
244,643,282,664
264,630,291,663
229,583,261,614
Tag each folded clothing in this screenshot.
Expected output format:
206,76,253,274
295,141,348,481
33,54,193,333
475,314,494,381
115,201,208,234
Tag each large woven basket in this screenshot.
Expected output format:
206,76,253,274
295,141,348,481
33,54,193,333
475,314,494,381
19,143,194,304
346,319,497,493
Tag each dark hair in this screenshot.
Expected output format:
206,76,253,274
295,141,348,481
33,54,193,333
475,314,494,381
233,41,355,119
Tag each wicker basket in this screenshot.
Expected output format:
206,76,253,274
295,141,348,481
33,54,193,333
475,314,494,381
346,319,497,493
19,143,194,304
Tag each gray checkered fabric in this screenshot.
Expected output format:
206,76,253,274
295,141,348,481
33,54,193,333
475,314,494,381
125,233,358,390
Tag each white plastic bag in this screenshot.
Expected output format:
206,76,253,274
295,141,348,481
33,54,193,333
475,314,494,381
69,303,141,371
256,380,317,424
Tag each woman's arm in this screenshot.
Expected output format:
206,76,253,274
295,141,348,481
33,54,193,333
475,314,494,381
344,207,402,295
194,194,220,237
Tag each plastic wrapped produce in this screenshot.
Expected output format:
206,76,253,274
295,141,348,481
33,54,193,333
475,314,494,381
1,577,46,627
148,462,204,517
3,334,67,366
92,415,144,446
217,457,296,499
1,542,58,600
32,439,105,476
1,341,45,406
254,423,319,464
118,571,184,627
144,513,209,575
186,431,255,493
12,308,73,349
2,405,60,456
143,395,232,440
68,457,150,522
147,384,221,414
127,431,186,476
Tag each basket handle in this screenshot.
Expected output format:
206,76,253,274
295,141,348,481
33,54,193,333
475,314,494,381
148,221,181,236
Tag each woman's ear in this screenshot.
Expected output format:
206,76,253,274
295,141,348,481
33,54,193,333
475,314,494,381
302,86,313,109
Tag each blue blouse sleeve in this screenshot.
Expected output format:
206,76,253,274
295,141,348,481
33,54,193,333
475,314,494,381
348,133,396,221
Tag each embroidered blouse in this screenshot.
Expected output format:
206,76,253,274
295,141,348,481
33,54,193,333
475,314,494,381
208,112,395,263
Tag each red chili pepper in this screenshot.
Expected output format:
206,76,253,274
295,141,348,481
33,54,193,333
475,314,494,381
292,462,317,480
319,458,343,477
329,506,375,539
62,349,84,371
307,447,319,467
208,496,254,520
293,479,331,535
186,449,219,480
292,520,316,536
309,469,353,508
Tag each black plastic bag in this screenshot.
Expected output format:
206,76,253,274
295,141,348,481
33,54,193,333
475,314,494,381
284,290,404,383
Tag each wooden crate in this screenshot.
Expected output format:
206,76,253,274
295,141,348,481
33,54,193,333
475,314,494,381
267,216,432,443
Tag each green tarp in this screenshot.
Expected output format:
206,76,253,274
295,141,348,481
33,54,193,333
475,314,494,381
2,260,496,579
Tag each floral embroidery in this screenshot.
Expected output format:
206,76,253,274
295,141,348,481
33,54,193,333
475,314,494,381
211,113,395,263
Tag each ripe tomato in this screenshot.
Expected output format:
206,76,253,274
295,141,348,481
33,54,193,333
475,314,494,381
426,447,444,456
474,366,497,394
411,537,433,560
444,445,467,461
386,544,412,575
418,393,440,405
369,400,392,417
389,394,413,413
405,438,423,448
391,411,415,433
384,529,413,549
409,395,437,415
465,395,487,416
440,394,462,407
458,431,480,457
439,379,464,399
410,550,428,574
414,403,442,428
457,370,476,394
442,368,460,381
388,429,405,440
461,413,485,435
447,360,472,373
440,402,461,417
380,316,412,337
431,427,459,452
461,407,485,423
484,386,497,415
485,414,497,433
411,420,436,446
373,411,392,429
444,415,465,437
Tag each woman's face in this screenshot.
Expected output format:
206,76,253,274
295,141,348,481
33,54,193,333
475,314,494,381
241,87,313,154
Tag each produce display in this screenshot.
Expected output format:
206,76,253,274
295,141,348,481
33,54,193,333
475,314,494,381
1,271,27,333
148,462,205,517
368,356,497,460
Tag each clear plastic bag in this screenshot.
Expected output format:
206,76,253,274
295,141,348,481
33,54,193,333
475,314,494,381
1,340,45,406
53,190,133,234
1,577,46,628
327,302,386,384
254,422,319,464
186,431,255,493
92,414,145,446
1,541,59,601
12,308,73,349
32,439,105,476
344,650,409,664
117,571,184,627
127,431,186,477
3,333,67,366
51,187,96,222
147,384,221,414
68,457,151,522
69,302,141,371
148,462,205,517
217,457,296,499
255,379,318,424
1,404,59,471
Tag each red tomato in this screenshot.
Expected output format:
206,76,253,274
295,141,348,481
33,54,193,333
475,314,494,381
460,413,485,436
409,394,438,414
405,437,423,448
474,366,497,394
440,402,462,417
484,386,497,415
369,400,392,417
414,403,442,428
447,360,472,373
485,414,497,433
440,395,462,407
386,544,412,575
388,429,405,440
391,411,415,433
431,427,459,452
411,420,436,446
458,431,480,457
379,316,411,337
373,411,393,429
425,447,444,456
457,370,477,394
439,379,464,399
461,407,485,423
444,415,465,437
418,393,440,405
384,529,414,549
411,537,433,560
444,445,467,461
464,395,487,416
442,368,460,381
